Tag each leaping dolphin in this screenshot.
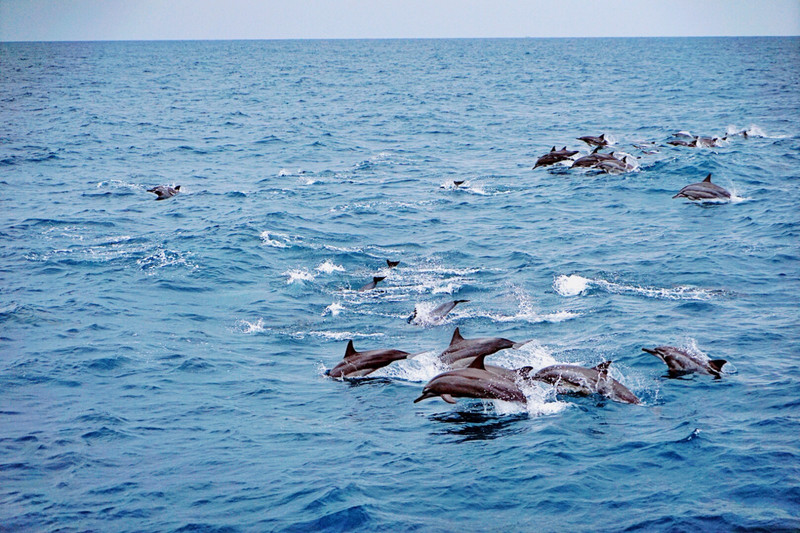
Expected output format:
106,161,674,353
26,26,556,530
414,353,527,404
359,276,386,291
327,340,411,378
148,185,181,200
408,299,470,324
520,361,641,404
673,174,731,201
577,133,609,147
642,346,727,378
533,146,579,169
438,327,530,367
571,147,618,168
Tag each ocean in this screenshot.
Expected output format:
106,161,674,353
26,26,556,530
1,37,799,531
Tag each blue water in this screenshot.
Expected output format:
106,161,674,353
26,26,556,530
2,37,799,532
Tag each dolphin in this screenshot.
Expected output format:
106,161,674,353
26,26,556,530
673,173,731,201
147,185,181,200
414,353,527,404
327,340,411,378
597,155,635,174
386,260,400,269
438,327,530,367
358,276,386,291
695,136,723,148
642,346,727,378
577,133,609,147
571,147,618,168
408,299,470,324
520,361,641,404
533,146,579,169
667,139,697,147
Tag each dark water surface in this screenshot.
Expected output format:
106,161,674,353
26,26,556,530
2,38,799,531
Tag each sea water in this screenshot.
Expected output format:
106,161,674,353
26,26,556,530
1,38,799,531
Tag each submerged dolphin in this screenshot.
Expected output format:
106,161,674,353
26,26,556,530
148,185,181,200
438,327,529,367
359,276,386,291
533,146,579,169
414,353,527,404
642,346,727,378
520,361,640,404
667,139,697,147
577,133,609,147
673,173,731,201
408,299,470,324
327,340,411,378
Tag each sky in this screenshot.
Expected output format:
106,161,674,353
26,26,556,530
1,0,799,41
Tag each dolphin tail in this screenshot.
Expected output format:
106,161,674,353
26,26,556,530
708,359,727,374
512,339,534,350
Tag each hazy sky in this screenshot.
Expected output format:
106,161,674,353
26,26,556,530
1,0,799,41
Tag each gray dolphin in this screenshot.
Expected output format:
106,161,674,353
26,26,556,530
327,340,411,378
533,146,579,169
358,276,386,291
667,139,697,147
577,133,609,147
642,346,727,378
673,173,731,201
571,147,618,168
438,327,529,367
147,185,181,200
407,299,470,324
695,136,723,148
414,353,527,404
597,155,635,174
520,361,641,404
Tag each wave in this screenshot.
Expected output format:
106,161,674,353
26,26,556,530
554,274,725,300
284,268,315,285
315,259,345,274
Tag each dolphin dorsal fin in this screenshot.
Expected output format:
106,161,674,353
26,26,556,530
592,146,600,154
468,354,487,370
703,173,712,183
550,146,556,152
708,359,727,373
593,361,612,374
561,146,567,151
450,328,464,346
599,133,605,139
175,185,181,190
344,340,358,359
373,276,385,283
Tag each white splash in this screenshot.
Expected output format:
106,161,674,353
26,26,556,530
554,274,592,296
323,302,345,316
555,274,721,301
284,269,315,285
316,260,345,274
296,330,385,341
236,318,266,334
260,231,289,248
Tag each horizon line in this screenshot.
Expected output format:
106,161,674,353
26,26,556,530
2,34,799,44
